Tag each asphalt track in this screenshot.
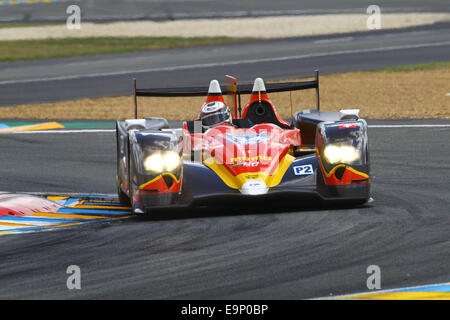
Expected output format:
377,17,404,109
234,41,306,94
1,22,450,106
1,0,449,22
0,120,449,299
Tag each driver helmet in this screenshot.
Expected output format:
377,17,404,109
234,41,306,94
199,101,232,131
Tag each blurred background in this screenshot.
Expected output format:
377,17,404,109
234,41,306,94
1,0,449,22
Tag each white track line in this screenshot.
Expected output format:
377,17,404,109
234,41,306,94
1,124,449,134
314,36,354,44
1,41,450,85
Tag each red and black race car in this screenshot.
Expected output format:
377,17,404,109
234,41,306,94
116,72,370,213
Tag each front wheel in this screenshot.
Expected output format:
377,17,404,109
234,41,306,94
117,183,130,205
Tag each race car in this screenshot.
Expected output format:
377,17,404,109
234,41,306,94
116,71,370,213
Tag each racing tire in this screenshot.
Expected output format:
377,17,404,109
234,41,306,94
117,184,130,205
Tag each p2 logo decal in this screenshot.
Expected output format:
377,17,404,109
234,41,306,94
293,165,313,175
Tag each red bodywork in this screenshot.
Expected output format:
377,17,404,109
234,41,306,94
241,87,291,128
184,123,301,178
184,79,300,180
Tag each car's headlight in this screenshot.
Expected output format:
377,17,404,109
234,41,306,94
144,152,180,172
163,151,181,171
144,154,164,172
323,145,360,164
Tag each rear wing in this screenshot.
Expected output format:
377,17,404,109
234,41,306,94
132,70,320,119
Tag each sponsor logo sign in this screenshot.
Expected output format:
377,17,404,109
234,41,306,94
226,132,268,145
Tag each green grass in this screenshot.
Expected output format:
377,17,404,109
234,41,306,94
376,61,450,72
0,36,251,62
0,22,59,29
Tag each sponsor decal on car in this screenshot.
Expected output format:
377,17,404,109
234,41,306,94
231,161,260,168
226,132,268,145
229,156,272,164
339,124,359,129
293,164,313,175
